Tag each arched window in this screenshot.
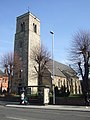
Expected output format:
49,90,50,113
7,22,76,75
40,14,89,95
64,79,65,86
33,23,37,33
21,22,25,32
58,79,60,88
71,79,73,93
61,80,62,87
19,70,21,79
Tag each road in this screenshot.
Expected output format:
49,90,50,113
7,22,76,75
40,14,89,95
0,106,90,120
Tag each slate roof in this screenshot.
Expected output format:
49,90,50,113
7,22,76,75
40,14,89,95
0,69,6,76
47,60,78,78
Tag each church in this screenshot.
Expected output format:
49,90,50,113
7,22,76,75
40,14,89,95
12,12,82,94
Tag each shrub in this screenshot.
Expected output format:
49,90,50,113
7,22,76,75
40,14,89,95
55,86,70,97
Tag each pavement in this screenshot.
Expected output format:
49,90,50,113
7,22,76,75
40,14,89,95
0,101,90,112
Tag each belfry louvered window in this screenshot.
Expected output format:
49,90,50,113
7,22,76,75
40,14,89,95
33,23,37,33
21,22,25,32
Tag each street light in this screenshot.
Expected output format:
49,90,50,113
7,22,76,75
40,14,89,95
50,31,54,79
50,31,55,104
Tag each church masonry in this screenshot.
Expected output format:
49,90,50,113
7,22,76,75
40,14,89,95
12,12,82,95
13,12,40,92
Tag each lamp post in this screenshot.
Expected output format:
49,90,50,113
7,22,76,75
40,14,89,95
50,31,55,104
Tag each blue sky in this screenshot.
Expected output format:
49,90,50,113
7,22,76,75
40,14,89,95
0,0,90,66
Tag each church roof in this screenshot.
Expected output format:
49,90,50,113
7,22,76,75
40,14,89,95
0,69,7,77
47,60,78,78
0,69,4,76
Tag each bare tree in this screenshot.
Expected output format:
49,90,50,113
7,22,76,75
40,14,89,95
0,52,22,93
31,44,51,87
1,52,13,93
70,30,90,95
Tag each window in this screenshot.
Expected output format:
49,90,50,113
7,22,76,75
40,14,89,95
21,22,25,32
5,79,7,83
19,70,21,78
58,79,60,88
61,80,62,86
33,23,37,33
64,79,65,86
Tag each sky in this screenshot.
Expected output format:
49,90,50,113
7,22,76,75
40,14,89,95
0,0,90,67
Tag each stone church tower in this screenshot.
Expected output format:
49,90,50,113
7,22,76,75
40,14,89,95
13,12,40,92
